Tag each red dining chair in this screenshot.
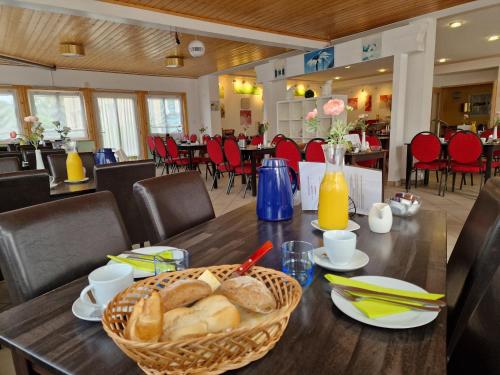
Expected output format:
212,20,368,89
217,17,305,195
154,136,175,175
410,132,447,193
275,137,302,173
444,129,456,142
225,134,237,142
238,133,247,140
251,135,264,145
190,134,198,143
480,129,493,139
446,131,485,194
305,138,326,162
202,134,211,144
166,137,192,172
207,139,232,191
271,134,286,146
223,139,252,197
213,134,223,145
356,135,382,169
146,135,158,166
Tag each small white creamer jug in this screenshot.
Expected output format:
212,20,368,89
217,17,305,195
368,203,393,234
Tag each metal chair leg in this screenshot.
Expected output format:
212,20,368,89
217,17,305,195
414,168,418,188
243,175,251,198
470,173,473,186
452,172,456,192
435,170,439,182
460,173,465,190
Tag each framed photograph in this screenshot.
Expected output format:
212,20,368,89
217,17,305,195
364,95,372,112
348,97,358,110
240,110,252,127
362,34,382,61
304,47,334,74
469,93,491,116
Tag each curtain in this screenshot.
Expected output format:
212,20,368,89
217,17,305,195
0,91,20,140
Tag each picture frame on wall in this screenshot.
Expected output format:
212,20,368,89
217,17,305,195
469,93,491,116
240,110,252,126
304,47,334,74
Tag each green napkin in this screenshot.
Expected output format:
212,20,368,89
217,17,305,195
325,274,445,319
107,250,174,273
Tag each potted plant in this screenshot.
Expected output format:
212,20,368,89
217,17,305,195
10,115,46,169
53,121,71,142
258,121,269,144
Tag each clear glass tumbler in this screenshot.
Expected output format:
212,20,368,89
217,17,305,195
281,241,315,287
154,249,189,275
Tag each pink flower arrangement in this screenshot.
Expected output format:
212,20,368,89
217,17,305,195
9,131,17,139
323,99,345,116
305,108,318,121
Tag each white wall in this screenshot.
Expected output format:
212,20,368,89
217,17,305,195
0,65,202,133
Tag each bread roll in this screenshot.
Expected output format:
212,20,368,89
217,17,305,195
126,291,162,342
160,279,212,311
219,276,276,314
161,295,240,341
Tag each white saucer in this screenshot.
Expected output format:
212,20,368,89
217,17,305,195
64,177,90,184
313,247,369,271
331,276,440,329
72,296,102,322
311,219,360,232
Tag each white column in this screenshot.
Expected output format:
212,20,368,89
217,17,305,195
262,80,287,139
491,66,500,126
197,74,221,136
388,17,437,182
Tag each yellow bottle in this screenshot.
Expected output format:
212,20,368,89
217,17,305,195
318,144,349,230
66,151,85,181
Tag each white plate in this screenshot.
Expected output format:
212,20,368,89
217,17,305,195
311,219,360,232
64,177,90,184
331,276,440,329
107,246,182,278
72,296,102,322
313,247,369,272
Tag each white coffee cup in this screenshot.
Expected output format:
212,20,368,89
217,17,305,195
323,230,356,265
80,263,133,311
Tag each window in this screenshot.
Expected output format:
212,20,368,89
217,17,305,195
146,95,185,134
94,93,140,158
0,89,21,141
29,90,87,139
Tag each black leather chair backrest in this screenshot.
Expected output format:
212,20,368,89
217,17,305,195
0,151,23,166
447,177,500,339
447,205,499,373
0,191,131,304
0,170,50,214
0,157,21,173
24,149,65,170
133,171,215,243
95,160,155,245
47,152,95,181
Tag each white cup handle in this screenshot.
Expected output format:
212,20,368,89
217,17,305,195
82,167,86,177
80,285,99,309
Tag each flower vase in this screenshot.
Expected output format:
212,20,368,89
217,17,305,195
361,131,367,151
35,149,45,170
494,126,498,140
263,131,268,146
318,144,349,230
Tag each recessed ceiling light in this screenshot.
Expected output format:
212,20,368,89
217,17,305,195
59,43,84,57
377,69,387,73
334,76,341,80
448,21,463,28
344,66,351,69
437,58,448,63
487,35,499,42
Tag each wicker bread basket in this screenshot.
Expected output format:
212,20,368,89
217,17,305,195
102,264,302,374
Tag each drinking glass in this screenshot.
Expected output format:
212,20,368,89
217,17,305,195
154,249,189,275
281,241,315,287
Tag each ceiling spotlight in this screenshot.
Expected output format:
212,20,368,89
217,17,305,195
165,31,184,68
437,58,448,63
344,65,351,69
487,35,499,42
334,76,341,80
448,21,463,28
59,43,84,57
377,68,387,73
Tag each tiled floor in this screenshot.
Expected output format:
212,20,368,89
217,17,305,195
0,166,481,373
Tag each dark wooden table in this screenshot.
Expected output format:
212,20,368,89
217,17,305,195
177,143,207,171
405,141,500,191
0,204,446,375
345,150,387,181
240,145,275,196
49,180,96,199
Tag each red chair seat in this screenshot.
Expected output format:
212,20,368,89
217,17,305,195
414,161,447,170
451,161,485,173
217,163,232,172
234,165,253,174
173,158,190,166
357,159,378,168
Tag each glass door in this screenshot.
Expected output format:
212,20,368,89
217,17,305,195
94,93,140,158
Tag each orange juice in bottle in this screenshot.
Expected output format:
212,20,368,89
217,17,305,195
65,142,85,181
318,144,349,230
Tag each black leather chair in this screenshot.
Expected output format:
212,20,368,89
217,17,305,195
133,171,215,243
95,160,155,245
24,149,65,170
0,157,21,173
0,191,131,304
47,152,95,182
0,170,50,214
0,151,23,167
447,177,500,338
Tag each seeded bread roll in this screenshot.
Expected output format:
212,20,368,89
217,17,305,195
160,279,212,311
219,276,276,314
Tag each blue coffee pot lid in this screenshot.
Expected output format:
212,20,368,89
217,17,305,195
261,158,288,168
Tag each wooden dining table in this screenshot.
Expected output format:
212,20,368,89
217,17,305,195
49,179,96,199
177,143,207,171
0,203,446,375
240,145,275,196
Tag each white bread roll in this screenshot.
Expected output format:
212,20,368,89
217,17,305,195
160,279,212,311
126,291,163,342
219,276,276,314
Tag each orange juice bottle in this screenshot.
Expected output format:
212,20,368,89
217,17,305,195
318,144,349,230
65,142,85,181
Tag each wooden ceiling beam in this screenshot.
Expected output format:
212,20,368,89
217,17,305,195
4,0,327,50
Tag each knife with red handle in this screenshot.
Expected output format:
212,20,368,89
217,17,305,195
232,240,273,277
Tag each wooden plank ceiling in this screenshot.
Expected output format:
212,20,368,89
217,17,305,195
0,5,287,78
103,0,472,41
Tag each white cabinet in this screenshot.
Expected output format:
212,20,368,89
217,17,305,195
276,95,348,143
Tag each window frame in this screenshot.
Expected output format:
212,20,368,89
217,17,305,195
28,88,89,140
146,93,188,135
0,88,22,142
